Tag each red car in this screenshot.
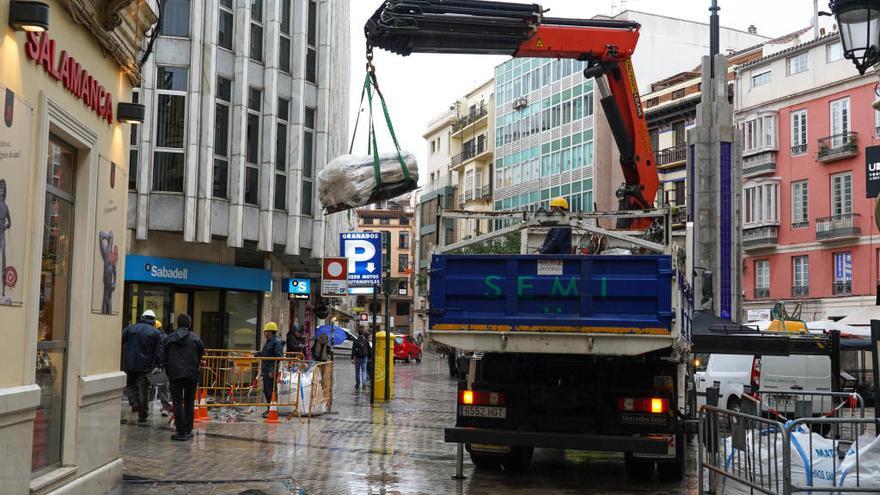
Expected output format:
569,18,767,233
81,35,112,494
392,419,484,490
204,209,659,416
393,336,422,363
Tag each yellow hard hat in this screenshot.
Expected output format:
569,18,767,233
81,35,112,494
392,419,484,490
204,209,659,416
263,321,279,332
154,320,162,330
550,197,569,210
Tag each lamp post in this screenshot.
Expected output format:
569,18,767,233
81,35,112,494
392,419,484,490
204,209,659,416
827,1,880,75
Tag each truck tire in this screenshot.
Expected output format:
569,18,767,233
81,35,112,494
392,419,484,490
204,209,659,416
624,453,654,481
657,434,686,482
469,452,502,470
500,447,533,472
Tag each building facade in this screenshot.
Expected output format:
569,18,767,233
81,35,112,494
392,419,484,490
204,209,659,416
737,34,880,321
356,198,415,334
126,0,352,346
0,0,157,492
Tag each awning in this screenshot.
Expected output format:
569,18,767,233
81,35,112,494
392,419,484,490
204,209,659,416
836,306,880,327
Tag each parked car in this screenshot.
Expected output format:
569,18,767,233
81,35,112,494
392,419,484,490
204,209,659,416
393,336,422,363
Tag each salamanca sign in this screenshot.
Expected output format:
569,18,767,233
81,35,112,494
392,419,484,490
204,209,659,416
24,32,114,124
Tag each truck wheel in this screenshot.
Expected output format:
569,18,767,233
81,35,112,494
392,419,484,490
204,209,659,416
657,434,686,482
469,452,502,470
624,454,654,481
500,446,533,472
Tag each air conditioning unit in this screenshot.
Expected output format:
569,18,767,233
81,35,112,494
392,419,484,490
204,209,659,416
513,96,528,110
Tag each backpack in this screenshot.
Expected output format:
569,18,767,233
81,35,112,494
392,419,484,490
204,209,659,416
353,338,369,358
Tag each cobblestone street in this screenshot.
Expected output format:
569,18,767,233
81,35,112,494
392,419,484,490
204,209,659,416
121,353,697,494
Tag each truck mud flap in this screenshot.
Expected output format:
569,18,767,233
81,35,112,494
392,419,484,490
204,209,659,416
445,427,668,454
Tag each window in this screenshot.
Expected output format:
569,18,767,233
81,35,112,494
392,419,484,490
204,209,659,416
787,52,809,75
35,136,76,474
153,66,188,192
833,252,852,295
584,91,594,117
362,217,374,225
742,114,777,153
306,0,317,83
827,41,844,62
279,0,291,72
672,121,686,146
743,181,779,226
791,180,809,228
301,107,316,215
792,256,809,295
395,301,410,316
128,90,140,191
831,172,852,216
214,77,232,199
275,98,289,210
245,87,261,205
161,0,190,37
398,253,409,271
755,260,770,298
379,217,389,225
646,97,660,107
791,110,807,156
218,0,233,50
876,108,880,136
250,0,263,62
751,70,771,88
399,231,409,249
830,97,851,146
672,88,685,99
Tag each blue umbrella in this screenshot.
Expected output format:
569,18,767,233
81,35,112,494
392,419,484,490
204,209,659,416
315,324,348,346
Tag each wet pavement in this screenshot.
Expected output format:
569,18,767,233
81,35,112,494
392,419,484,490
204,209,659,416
121,353,698,494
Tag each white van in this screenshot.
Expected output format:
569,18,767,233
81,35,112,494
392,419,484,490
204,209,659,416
696,353,832,414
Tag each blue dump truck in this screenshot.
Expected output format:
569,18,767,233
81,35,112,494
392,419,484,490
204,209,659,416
429,253,689,480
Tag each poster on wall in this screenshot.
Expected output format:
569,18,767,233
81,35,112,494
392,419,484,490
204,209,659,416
91,157,126,315
0,84,32,306
866,145,880,198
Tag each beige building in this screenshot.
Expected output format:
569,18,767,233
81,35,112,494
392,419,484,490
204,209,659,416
0,0,157,493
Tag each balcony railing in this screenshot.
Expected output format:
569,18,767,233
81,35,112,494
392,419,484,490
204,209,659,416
791,285,809,297
480,185,492,199
817,132,858,162
742,225,778,250
816,213,860,241
655,144,687,166
452,105,488,132
754,287,770,299
451,141,489,167
832,281,852,296
791,220,810,230
790,143,807,156
743,151,776,177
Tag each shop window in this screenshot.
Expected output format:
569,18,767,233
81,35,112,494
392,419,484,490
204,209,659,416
227,291,260,349
34,137,77,473
161,0,191,37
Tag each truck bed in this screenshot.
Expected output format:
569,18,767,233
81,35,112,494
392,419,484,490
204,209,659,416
428,254,676,356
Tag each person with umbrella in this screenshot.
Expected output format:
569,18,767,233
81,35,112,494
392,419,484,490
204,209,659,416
255,321,283,418
312,333,333,362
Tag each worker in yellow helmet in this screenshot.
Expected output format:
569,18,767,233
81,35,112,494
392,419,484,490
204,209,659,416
539,197,572,254
256,321,283,417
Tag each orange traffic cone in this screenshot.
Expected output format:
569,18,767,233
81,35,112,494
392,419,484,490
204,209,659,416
264,392,280,424
195,389,209,422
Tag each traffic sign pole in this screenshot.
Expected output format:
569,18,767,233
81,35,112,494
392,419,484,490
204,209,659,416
370,283,379,404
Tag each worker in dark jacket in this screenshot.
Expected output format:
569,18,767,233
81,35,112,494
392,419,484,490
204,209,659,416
256,322,284,417
122,309,164,423
539,197,572,254
164,313,204,441
285,325,306,356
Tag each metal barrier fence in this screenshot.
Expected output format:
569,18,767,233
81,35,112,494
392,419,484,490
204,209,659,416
753,390,866,423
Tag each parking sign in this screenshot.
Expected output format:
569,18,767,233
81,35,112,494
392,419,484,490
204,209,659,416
340,232,382,288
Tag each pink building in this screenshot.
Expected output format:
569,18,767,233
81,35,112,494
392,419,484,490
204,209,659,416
736,33,880,321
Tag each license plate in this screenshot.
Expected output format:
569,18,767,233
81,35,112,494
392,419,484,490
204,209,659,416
459,405,507,419
632,434,676,459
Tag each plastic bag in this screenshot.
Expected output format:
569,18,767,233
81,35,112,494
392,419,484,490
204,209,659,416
838,433,880,488
318,151,418,213
275,364,328,416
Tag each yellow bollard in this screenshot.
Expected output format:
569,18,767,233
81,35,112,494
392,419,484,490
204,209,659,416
373,331,395,401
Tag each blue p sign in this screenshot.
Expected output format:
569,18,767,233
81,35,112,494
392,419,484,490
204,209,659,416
340,232,382,287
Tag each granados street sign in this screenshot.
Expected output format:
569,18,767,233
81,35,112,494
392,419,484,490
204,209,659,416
24,32,114,124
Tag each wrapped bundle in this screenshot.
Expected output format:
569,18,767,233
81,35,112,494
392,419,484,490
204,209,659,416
319,150,418,213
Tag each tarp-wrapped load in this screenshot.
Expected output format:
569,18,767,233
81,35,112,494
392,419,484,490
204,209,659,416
318,151,418,213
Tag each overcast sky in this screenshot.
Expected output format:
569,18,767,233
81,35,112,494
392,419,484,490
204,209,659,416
347,1,825,182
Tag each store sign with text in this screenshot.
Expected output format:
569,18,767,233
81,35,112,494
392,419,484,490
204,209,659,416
23,32,114,124
866,145,880,198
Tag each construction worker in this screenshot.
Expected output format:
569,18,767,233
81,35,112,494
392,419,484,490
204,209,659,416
256,321,284,418
539,197,573,254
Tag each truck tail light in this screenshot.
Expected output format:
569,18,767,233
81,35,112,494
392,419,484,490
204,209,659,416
617,397,669,414
750,356,762,397
459,389,505,406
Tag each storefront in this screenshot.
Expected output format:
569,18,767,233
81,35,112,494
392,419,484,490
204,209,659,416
123,255,272,350
0,0,156,493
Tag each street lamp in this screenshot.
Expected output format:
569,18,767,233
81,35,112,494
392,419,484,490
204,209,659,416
828,0,880,75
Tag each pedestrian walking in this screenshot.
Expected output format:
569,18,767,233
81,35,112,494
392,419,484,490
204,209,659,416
153,319,173,417
163,313,204,441
256,321,283,418
351,330,371,390
311,333,333,362
122,309,164,423
285,325,306,356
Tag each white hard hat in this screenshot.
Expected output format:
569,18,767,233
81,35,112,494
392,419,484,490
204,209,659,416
142,309,156,318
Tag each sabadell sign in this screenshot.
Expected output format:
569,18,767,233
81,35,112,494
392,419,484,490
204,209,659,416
24,32,114,124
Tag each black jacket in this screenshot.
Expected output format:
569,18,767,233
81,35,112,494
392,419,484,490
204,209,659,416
257,336,284,372
286,331,306,354
163,327,205,381
539,226,572,254
122,319,164,373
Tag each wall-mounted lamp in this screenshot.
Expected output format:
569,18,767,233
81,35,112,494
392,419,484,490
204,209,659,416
827,0,880,75
117,102,145,124
8,1,49,32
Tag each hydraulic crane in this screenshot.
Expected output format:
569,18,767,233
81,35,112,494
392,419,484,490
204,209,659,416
365,0,660,229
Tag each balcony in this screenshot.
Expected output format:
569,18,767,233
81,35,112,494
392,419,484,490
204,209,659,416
451,141,490,168
791,285,809,297
832,281,852,296
742,225,778,250
816,213,861,241
656,144,687,167
818,132,858,163
452,104,488,133
479,185,492,199
790,144,807,156
743,151,776,177
754,288,770,299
